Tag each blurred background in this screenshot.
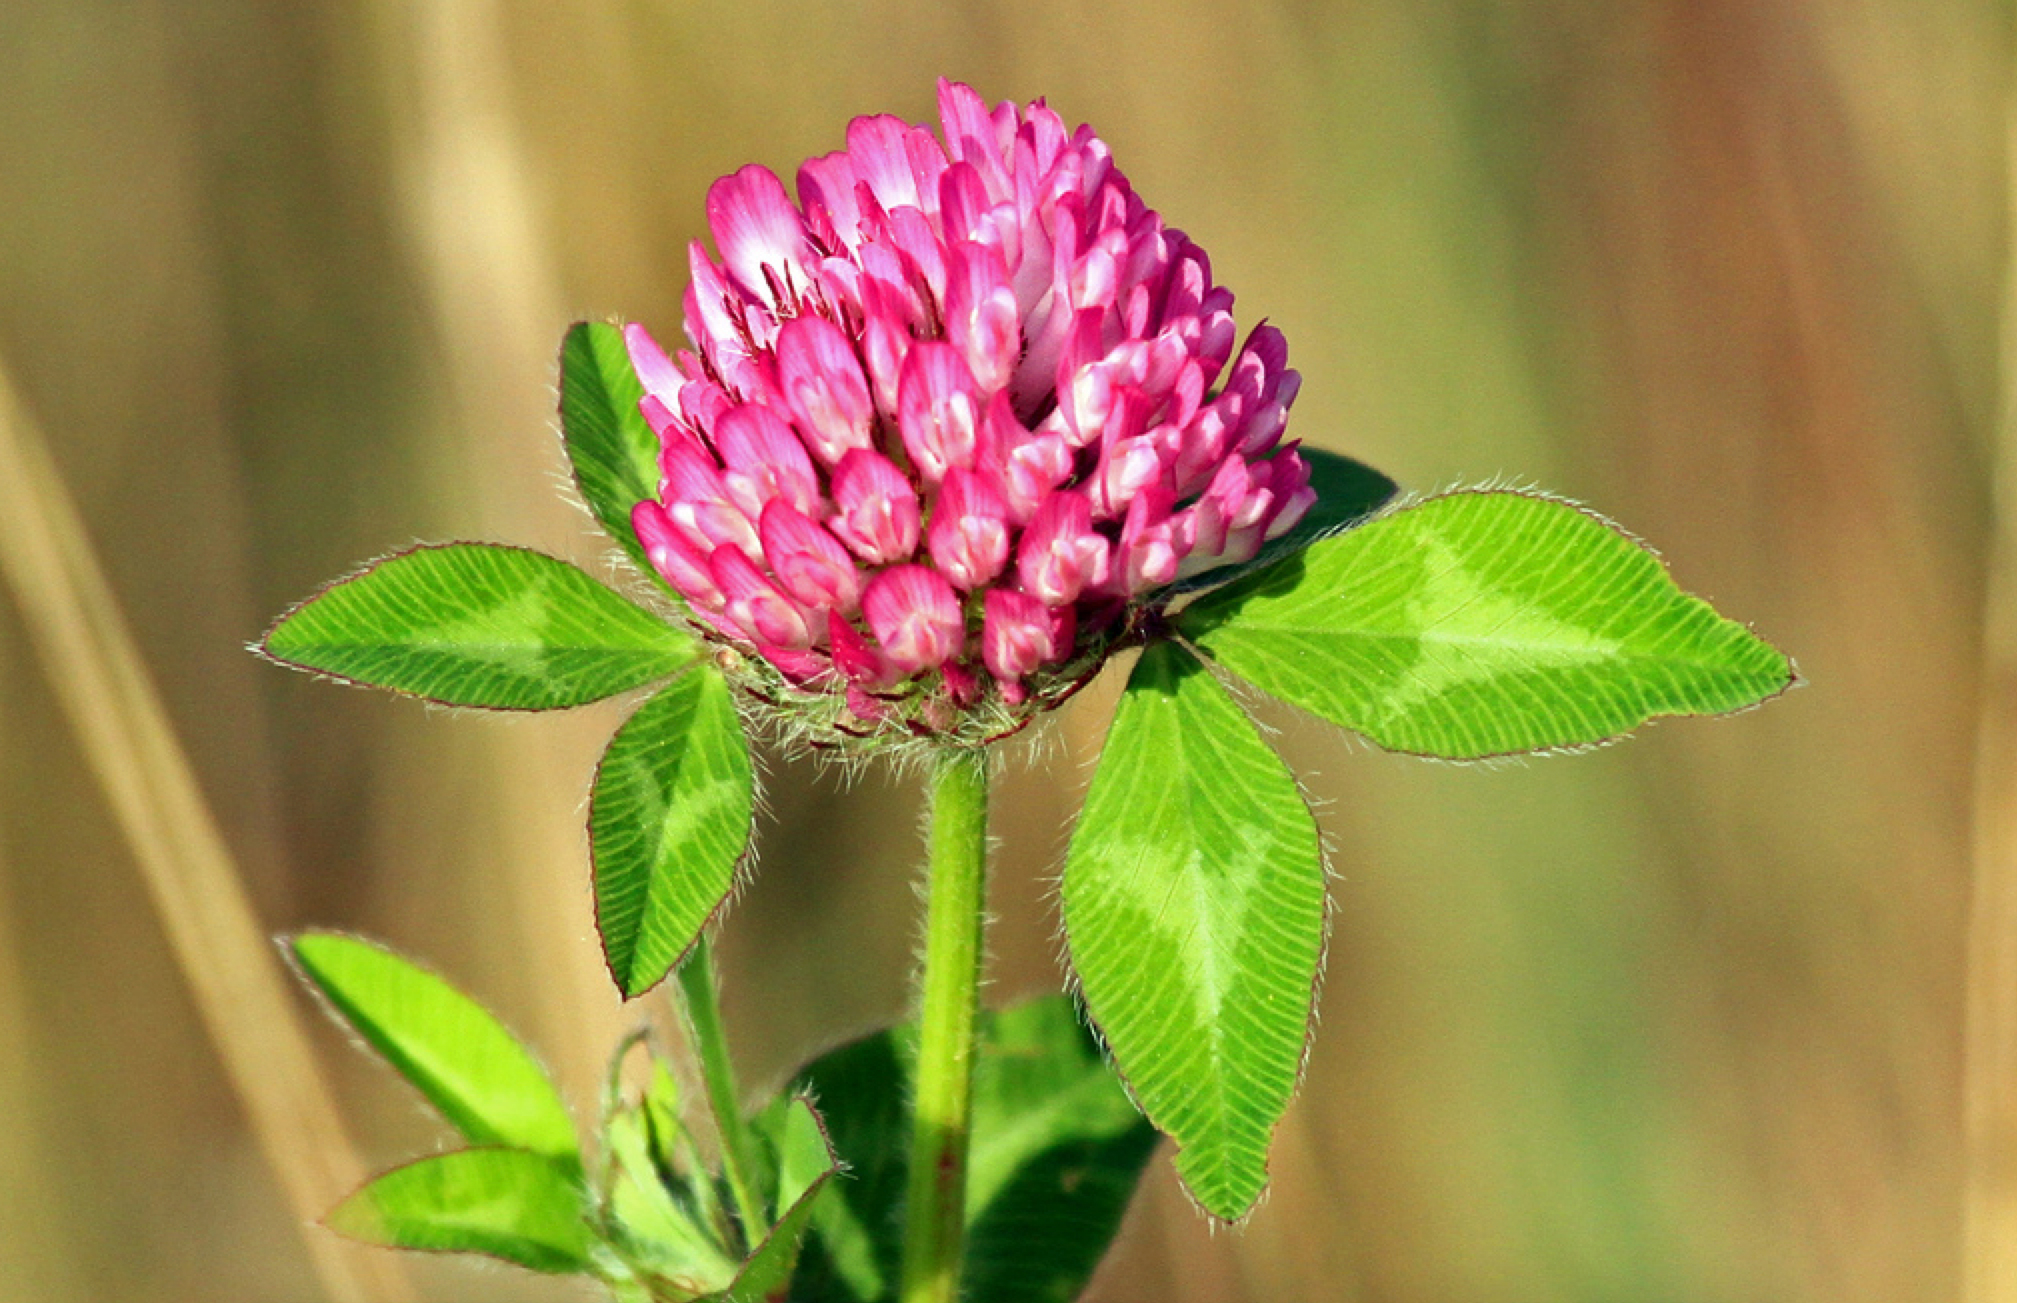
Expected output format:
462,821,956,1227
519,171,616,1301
0,1,2001,1299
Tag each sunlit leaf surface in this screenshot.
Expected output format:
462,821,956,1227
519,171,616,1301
1181,490,1795,758
262,542,692,709
591,669,753,997
1062,642,1324,1221
326,1147,594,1273
292,933,579,1167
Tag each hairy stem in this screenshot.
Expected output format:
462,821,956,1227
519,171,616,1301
900,750,991,1303
676,937,768,1246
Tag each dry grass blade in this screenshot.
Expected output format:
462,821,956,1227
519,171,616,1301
0,643,87,1300
360,0,632,1102
1965,70,2017,1303
0,357,415,1303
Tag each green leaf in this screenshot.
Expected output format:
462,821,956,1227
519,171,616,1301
775,995,1158,1303
261,542,693,709
1178,490,1797,759
594,1033,738,1296
291,933,580,1168
602,1103,742,1293
1157,447,1398,596
326,1147,594,1273
709,1098,838,1302
592,670,754,997
596,1034,839,1302
1062,642,1324,1222
561,320,666,584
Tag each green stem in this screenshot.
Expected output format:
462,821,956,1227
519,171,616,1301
675,936,768,1248
900,749,991,1303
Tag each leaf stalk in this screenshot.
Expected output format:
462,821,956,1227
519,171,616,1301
675,937,769,1249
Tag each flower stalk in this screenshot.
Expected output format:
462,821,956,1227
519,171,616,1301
901,749,992,1303
675,937,768,1247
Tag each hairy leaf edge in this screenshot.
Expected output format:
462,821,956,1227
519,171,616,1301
1179,486,1803,764
1056,642,1335,1226
281,930,582,1167
588,675,758,1000
557,319,683,603
319,1144,594,1273
252,540,693,712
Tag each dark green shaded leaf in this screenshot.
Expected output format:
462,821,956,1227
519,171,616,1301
1062,642,1323,1221
292,933,579,1168
326,1147,593,1273
1179,490,1797,759
592,670,754,997
776,995,1157,1303
262,542,691,709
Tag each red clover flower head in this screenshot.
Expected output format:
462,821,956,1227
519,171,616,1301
628,79,1313,747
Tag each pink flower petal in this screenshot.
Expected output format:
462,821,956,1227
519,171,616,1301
1016,490,1109,606
936,80,1013,199
660,443,761,558
713,404,820,518
861,565,965,674
828,448,921,565
944,241,1020,396
926,466,1011,591
847,115,929,214
709,545,814,650
898,342,983,483
706,164,809,304
828,611,898,689
1114,487,1190,595
624,323,684,404
760,499,863,615
633,500,725,610
998,427,1073,527
797,150,865,249
775,315,873,465
982,587,1058,685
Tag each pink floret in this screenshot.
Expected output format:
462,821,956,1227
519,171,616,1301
629,80,1311,738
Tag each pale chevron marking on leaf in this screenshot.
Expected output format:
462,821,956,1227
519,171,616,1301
1063,642,1323,1221
1180,490,1794,759
262,542,693,710
591,669,753,998
324,1147,593,1273
1371,527,1621,727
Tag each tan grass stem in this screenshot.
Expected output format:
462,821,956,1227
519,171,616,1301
0,358,414,1303
0,638,87,1300
364,0,625,1101
1964,65,2017,1303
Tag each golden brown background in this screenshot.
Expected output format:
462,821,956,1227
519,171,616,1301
0,1,1998,1300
